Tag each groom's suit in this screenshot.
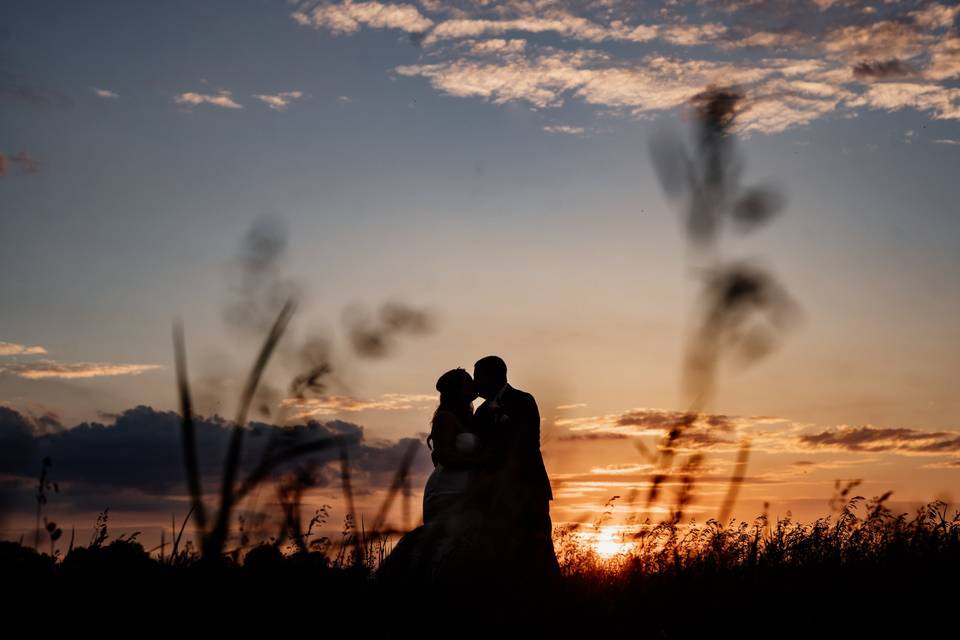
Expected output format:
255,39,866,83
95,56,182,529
474,383,552,505
473,383,560,580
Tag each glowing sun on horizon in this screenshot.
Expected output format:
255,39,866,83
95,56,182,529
592,528,633,558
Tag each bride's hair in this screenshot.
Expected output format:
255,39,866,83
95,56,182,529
427,368,474,451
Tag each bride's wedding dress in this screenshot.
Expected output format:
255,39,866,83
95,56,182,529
422,431,477,525
379,414,480,583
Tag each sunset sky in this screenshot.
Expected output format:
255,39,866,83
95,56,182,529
2,0,959,554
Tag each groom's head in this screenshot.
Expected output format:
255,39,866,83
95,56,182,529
474,355,507,400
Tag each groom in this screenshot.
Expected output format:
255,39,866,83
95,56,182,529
472,355,561,582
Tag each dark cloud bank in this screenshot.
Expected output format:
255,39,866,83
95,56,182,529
0,405,431,521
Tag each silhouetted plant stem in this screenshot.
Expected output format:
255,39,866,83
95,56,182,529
173,323,208,546
718,439,751,523
371,440,420,534
338,444,361,566
234,436,344,503
205,299,296,560
173,506,194,563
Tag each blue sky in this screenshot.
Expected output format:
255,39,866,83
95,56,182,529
1,1,959,545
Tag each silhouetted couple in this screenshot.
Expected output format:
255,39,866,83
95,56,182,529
382,356,561,590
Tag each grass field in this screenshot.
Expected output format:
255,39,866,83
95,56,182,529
4,490,957,635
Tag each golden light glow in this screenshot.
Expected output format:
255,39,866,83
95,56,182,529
590,527,634,558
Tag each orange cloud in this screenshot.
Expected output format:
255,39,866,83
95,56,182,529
281,393,435,419
251,90,305,111
0,341,48,356
291,1,433,35
173,90,243,109
557,406,960,461
0,360,162,379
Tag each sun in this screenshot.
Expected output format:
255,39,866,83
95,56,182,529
593,527,632,558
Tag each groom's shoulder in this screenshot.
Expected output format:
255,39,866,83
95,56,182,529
506,385,537,407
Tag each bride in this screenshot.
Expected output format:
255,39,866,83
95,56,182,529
423,368,480,525
378,368,484,584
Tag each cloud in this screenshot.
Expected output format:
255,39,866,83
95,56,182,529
557,407,765,451
810,0,849,10
559,405,960,460
0,342,48,356
398,51,760,111
397,50,855,133
616,409,736,431
0,360,162,380
281,393,436,419
552,467,778,492
848,82,960,120
396,53,577,109
922,460,960,470
586,463,656,476
251,90,305,111
720,30,813,51
925,36,960,80
737,92,844,134
852,58,915,80
659,23,727,46
0,405,432,499
798,425,960,455
292,1,960,134
92,87,119,99
424,15,624,45
0,342,158,381
297,3,723,47
557,432,629,442
173,90,243,110
910,4,960,30
822,20,933,60
467,38,527,55
543,124,585,135
933,138,960,145
1,151,42,176
291,1,434,35
788,458,877,472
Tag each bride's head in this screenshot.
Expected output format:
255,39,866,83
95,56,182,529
427,368,477,449
435,367,477,412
